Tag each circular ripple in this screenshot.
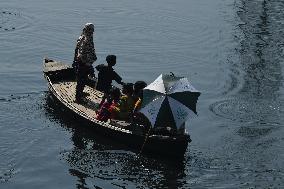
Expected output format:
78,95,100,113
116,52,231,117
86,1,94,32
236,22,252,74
0,9,33,32
209,98,281,123
210,97,283,138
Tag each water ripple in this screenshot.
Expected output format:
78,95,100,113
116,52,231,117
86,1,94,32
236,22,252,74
0,8,34,32
98,6,215,50
0,167,18,183
209,97,282,126
0,91,46,102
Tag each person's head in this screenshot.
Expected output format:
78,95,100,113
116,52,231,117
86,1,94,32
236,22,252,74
82,23,94,36
110,87,121,101
134,81,147,99
122,83,134,96
106,55,116,66
134,81,147,93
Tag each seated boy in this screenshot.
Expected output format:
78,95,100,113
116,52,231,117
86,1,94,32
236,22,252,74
132,81,148,127
112,83,136,121
96,87,121,122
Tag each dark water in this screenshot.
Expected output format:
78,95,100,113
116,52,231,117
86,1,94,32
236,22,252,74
0,0,283,188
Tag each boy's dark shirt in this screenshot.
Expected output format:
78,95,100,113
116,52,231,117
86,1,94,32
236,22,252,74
95,64,122,93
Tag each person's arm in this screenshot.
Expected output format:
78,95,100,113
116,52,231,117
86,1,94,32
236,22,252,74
72,37,82,67
113,71,124,85
76,36,85,63
133,98,142,113
93,49,97,62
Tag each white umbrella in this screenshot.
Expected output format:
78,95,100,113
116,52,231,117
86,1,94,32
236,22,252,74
139,74,200,129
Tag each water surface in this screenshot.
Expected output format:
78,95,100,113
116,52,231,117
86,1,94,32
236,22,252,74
0,0,283,188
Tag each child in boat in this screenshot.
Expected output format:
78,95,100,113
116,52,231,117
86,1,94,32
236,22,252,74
133,80,147,112
111,83,136,121
95,55,124,107
132,81,149,128
96,87,121,122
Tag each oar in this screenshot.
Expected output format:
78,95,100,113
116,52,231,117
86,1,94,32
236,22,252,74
138,124,152,156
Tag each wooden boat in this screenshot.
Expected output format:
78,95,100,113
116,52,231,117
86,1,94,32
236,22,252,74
43,58,191,158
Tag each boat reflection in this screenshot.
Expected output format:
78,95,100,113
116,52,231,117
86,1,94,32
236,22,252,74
44,93,187,189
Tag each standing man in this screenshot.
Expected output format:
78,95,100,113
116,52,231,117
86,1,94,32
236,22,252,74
73,23,97,102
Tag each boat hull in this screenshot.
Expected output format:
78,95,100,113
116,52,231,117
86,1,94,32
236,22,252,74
43,58,190,158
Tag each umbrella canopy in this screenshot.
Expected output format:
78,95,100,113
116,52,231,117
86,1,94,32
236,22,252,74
139,74,200,129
